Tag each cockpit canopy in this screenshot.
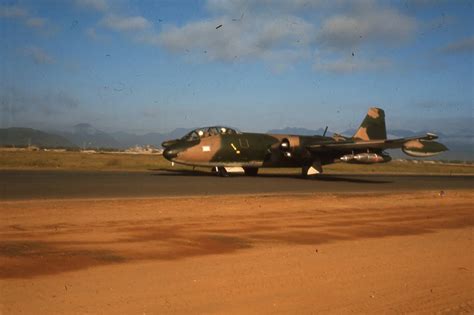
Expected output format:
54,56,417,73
181,126,240,141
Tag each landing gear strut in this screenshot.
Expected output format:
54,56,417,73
215,167,230,177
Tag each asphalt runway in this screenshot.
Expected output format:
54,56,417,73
1,170,472,200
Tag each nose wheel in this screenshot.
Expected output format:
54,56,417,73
213,167,230,177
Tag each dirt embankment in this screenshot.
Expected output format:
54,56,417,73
1,191,473,314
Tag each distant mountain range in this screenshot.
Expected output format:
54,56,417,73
110,128,193,148
267,127,334,136
0,127,75,148
54,123,122,149
1,124,472,161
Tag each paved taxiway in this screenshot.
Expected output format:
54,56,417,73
1,170,472,200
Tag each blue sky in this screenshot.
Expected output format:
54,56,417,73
0,0,473,134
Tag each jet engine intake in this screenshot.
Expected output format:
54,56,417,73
279,138,294,158
280,138,290,150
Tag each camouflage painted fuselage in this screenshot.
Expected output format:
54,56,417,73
162,108,448,174
166,133,359,167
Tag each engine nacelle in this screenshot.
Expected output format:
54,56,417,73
340,153,391,164
278,137,301,158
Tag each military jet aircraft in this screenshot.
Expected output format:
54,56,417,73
162,108,447,177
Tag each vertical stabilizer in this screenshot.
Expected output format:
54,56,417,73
353,107,387,140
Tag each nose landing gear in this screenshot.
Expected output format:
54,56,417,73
212,167,230,177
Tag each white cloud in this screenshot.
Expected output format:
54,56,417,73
440,36,474,54
0,4,54,33
153,0,417,72
23,46,55,65
26,17,47,28
0,5,28,18
314,56,391,73
206,0,343,14
318,6,416,49
75,0,108,12
157,14,315,64
88,0,417,74
206,0,249,12
100,14,151,32
85,27,97,39
85,27,104,41
262,49,310,73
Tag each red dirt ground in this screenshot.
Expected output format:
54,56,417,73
1,191,473,314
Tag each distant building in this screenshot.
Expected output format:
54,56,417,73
125,145,163,155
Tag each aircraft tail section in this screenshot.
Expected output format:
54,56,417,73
353,107,387,140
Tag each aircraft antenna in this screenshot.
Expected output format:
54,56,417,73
323,126,328,137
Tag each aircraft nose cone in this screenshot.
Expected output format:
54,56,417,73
163,148,179,161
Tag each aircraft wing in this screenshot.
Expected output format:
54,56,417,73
306,133,448,157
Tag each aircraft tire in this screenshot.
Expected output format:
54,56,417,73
217,167,230,177
301,166,310,178
243,167,259,176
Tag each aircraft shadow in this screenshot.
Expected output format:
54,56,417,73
149,169,392,184
149,168,213,176
257,173,391,184
306,175,392,184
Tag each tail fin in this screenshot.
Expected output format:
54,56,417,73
353,107,387,140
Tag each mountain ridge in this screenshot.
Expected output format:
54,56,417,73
2,125,471,160
0,128,76,148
